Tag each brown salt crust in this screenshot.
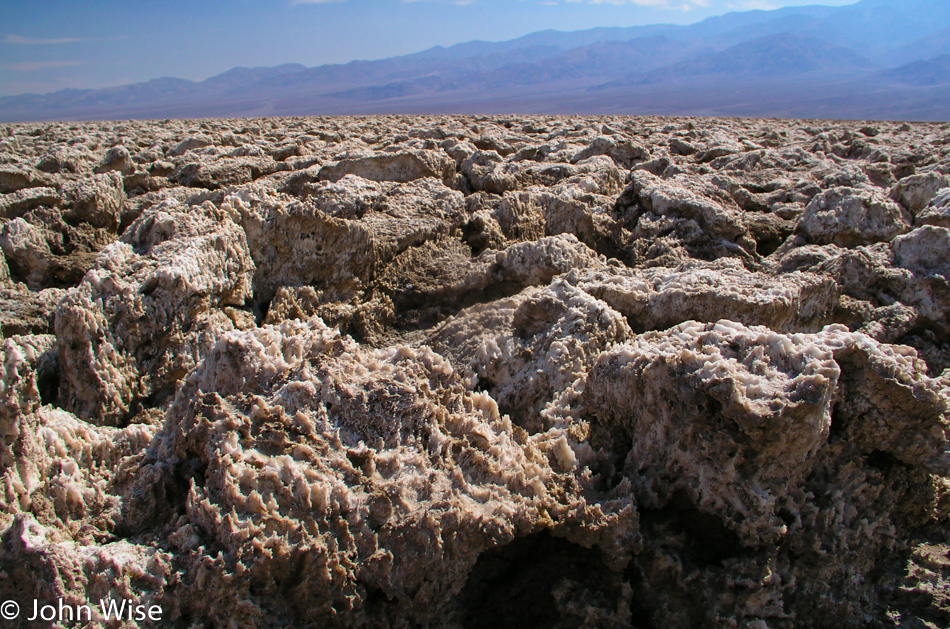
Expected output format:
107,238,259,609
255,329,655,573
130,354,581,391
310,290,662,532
0,115,947,627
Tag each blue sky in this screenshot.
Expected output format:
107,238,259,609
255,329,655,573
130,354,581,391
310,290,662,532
0,0,859,98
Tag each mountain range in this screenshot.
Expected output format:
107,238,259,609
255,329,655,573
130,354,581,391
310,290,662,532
2,0,949,122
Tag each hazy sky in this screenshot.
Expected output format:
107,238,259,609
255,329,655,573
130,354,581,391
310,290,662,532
0,0,860,97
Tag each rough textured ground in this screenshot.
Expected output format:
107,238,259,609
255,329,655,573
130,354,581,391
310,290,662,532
0,115,949,628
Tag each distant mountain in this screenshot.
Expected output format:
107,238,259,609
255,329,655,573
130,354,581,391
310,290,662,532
892,27,950,65
612,34,877,87
877,54,950,85
801,0,950,59
329,36,709,101
1,0,949,122
201,64,308,92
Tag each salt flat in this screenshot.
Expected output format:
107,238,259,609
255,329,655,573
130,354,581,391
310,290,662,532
1,115,949,627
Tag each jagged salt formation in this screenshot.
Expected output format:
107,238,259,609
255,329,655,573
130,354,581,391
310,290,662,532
0,116,949,628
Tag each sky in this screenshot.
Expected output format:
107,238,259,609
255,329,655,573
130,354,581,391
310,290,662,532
0,0,860,98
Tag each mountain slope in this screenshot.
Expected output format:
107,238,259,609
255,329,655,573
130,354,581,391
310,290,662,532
328,36,710,101
891,27,950,65
802,0,950,59
0,0,948,122
877,54,950,85
625,33,878,85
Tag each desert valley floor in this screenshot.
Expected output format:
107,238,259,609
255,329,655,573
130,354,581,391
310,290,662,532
1,115,949,627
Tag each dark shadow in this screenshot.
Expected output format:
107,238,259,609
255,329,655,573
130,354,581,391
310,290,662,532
458,531,622,629
638,490,746,569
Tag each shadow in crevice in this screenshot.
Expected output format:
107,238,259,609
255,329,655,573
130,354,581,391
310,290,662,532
388,279,525,336
896,325,950,376
35,347,60,407
457,531,627,629
638,490,746,570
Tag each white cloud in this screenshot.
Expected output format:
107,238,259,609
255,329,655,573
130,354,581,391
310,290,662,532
3,34,129,45
3,34,88,45
726,0,779,9
290,0,715,7
294,0,478,3
563,0,712,6
0,60,83,72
